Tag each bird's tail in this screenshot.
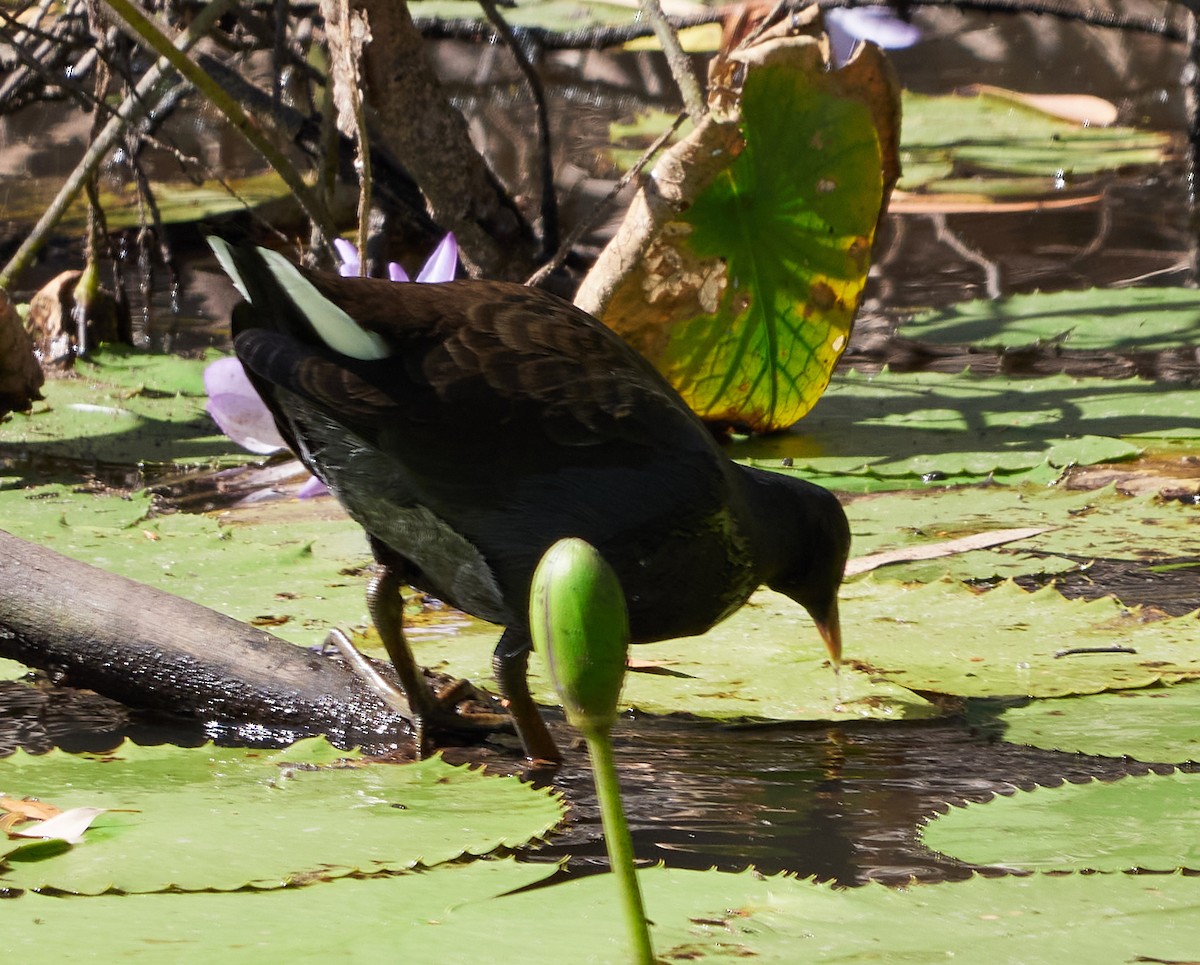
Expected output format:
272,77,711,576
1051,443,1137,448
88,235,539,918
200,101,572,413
206,237,388,361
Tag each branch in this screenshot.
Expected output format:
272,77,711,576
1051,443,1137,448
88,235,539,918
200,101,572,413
0,529,414,746
354,0,539,280
0,0,241,290
638,0,705,119
101,0,339,244
476,0,559,255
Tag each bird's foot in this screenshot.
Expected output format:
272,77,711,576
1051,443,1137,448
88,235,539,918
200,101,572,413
419,674,514,736
324,630,512,754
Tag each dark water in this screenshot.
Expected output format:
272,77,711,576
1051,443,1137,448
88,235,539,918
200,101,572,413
534,711,1167,885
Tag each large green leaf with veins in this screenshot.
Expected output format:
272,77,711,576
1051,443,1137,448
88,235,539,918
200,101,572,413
667,64,883,429
604,44,896,432
921,772,1200,872
0,739,564,893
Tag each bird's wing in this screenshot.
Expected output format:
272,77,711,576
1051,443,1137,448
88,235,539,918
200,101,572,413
228,248,714,454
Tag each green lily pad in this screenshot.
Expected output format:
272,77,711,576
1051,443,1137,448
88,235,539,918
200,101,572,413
0,483,371,647
734,369,1200,490
1,858,557,961
0,658,30,681
601,38,898,432
3,173,296,235
5,857,1199,962
900,89,1169,194
845,483,1200,579
921,772,1200,872
0,739,564,893
905,287,1200,353
405,585,940,723
444,866,1200,964
998,683,1200,763
0,349,257,468
847,578,1200,698
410,0,642,31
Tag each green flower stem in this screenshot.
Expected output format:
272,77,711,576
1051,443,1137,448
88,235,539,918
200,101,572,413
529,538,656,963
585,728,657,965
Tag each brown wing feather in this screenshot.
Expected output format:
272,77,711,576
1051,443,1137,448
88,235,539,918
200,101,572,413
295,273,711,450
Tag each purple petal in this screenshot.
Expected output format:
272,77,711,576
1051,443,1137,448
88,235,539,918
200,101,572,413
333,238,361,278
296,475,330,499
388,262,411,283
204,356,255,398
827,7,921,67
206,392,287,454
415,233,458,283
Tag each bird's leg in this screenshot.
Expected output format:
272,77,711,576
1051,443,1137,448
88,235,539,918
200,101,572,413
493,628,562,765
366,566,511,755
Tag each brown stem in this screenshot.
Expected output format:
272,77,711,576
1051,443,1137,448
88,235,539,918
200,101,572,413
355,0,539,279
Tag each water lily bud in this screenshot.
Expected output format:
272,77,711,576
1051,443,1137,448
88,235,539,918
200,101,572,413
529,538,630,737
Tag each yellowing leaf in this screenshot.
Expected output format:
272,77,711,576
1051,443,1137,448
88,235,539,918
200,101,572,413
595,31,899,431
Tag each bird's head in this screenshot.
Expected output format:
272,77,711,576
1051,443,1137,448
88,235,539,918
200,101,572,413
747,469,850,666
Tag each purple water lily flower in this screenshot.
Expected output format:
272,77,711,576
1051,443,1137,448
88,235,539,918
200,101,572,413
206,234,459,495
826,6,921,68
204,357,287,455
332,233,459,284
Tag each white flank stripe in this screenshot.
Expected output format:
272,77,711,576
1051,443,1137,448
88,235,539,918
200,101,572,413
258,248,390,360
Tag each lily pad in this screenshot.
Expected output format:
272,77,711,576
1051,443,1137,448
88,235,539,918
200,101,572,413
5,857,1199,962
0,349,258,468
0,658,29,681
846,578,1200,698
444,865,1200,964
844,483,1200,578
405,586,940,723
410,0,647,32
1,858,557,961
0,739,564,893
905,287,1200,353
0,483,371,647
998,683,1200,763
900,89,1169,194
734,369,1200,490
921,772,1200,872
599,36,899,431
5,172,296,235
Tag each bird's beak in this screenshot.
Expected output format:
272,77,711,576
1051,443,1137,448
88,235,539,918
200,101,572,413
813,597,842,668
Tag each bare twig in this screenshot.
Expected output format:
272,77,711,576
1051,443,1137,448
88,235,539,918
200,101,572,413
526,112,689,288
638,0,706,118
0,0,240,291
477,0,559,255
102,0,338,243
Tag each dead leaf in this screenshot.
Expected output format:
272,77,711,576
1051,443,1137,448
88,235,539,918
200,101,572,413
10,806,107,844
846,527,1048,577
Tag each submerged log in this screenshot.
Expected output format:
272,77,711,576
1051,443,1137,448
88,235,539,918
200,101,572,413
0,529,416,747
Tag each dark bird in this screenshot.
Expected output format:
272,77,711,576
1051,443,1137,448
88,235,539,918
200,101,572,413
210,240,850,764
